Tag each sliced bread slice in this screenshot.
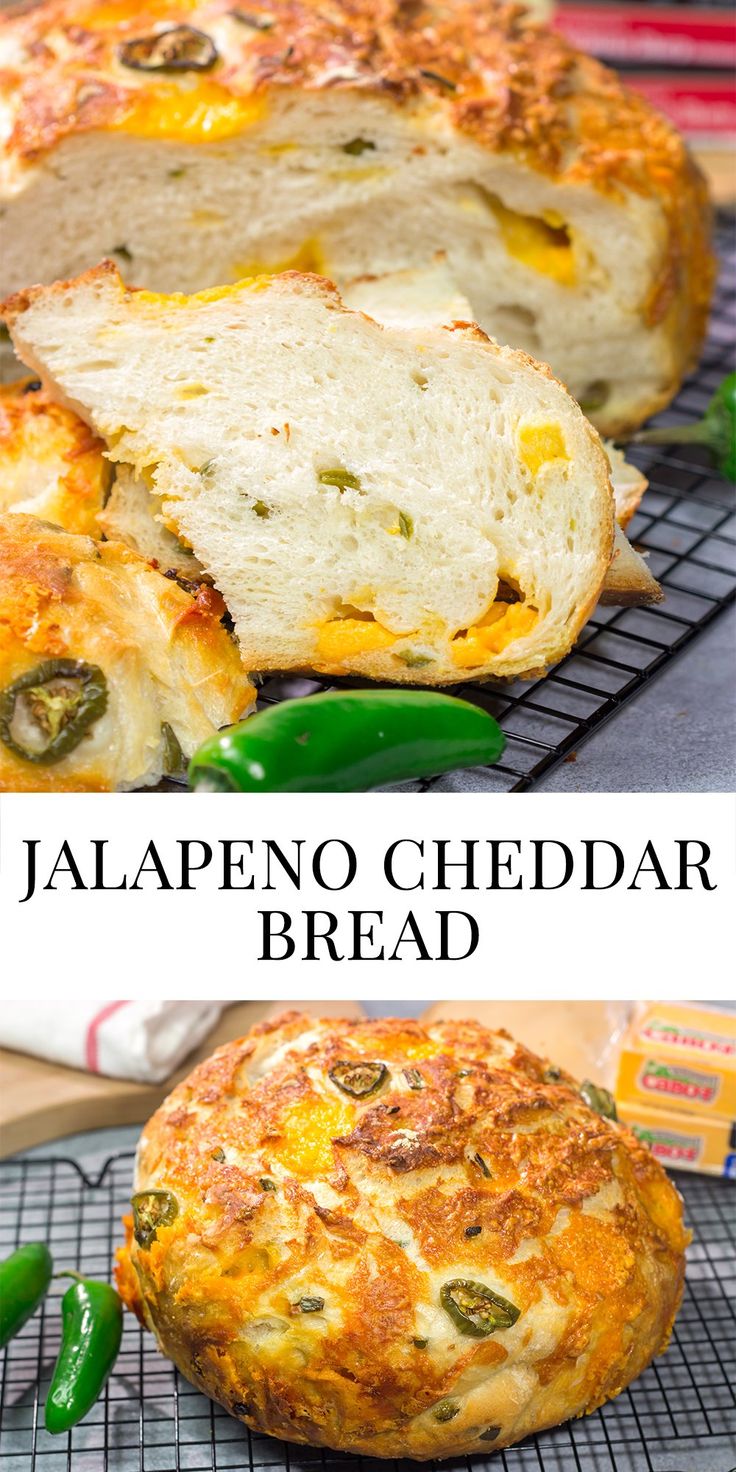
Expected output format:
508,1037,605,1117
4,262,616,684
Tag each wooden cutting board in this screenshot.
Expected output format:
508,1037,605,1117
0,999,363,1158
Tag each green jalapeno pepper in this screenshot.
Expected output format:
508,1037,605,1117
434,1399,460,1422
45,1273,123,1434
440,1279,520,1336
119,25,218,72
329,1059,388,1098
188,690,505,793
627,372,736,481
0,1242,53,1348
0,660,108,765
580,1080,618,1121
131,1189,179,1249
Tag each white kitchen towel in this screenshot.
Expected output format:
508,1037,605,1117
0,1000,224,1083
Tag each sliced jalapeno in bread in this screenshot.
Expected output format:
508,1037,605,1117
119,26,218,72
131,1189,179,1249
580,1080,618,1121
440,1279,520,1336
328,1059,387,1098
0,660,107,765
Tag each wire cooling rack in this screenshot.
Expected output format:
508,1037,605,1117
247,216,736,792
0,1152,733,1472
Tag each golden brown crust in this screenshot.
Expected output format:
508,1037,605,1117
118,1011,689,1459
0,1,714,395
0,377,110,534
0,510,253,790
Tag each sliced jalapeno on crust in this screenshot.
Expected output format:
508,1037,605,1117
328,1059,387,1098
440,1279,520,1337
0,660,107,765
580,1080,618,1121
404,1068,425,1090
119,26,218,72
434,1400,459,1422
131,1190,179,1249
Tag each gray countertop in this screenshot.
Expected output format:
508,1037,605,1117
426,602,735,794
537,601,736,792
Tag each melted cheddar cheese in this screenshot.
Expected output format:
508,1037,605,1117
490,198,576,286
517,422,568,475
452,602,537,668
116,83,267,143
232,239,326,280
271,1096,354,1176
316,616,397,664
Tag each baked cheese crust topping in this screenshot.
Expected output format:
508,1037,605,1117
117,1012,689,1459
0,511,253,790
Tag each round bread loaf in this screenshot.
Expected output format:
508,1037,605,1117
117,1012,688,1458
0,0,713,433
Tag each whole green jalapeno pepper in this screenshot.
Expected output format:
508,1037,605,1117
627,372,736,481
0,660,108,765
188,690,505,792
45,1273,123,1434
0,1242,53,1348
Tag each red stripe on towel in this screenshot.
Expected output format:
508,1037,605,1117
85,1000,129,1073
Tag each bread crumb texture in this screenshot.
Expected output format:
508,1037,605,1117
117,1011,689,1459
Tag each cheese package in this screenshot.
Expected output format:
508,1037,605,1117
615,1002,736,1120
617,1100,736,1179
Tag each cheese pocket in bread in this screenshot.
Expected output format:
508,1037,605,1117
4,263,621,685
0,0,713,433
0,513,253,791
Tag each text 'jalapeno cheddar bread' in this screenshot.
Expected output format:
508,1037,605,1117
115,1011,689,1459
0,513,253,791
0,0,713,433
3,262,617,685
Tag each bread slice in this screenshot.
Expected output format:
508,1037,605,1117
0,512,253,792
600,523,661,607
0,1,713,435
603,442,648,529
98,465,203,579
0,364,660,610
4,261,618,685
0,266,657,614
348,264,659,612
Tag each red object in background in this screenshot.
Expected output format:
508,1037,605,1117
554,4,736,68
626,73,736,139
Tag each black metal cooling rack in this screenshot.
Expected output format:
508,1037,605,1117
0,1151,734,1472
248,217,736,792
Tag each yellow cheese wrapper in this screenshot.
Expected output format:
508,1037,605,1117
618,1099,736,1178
616,1003,736,1120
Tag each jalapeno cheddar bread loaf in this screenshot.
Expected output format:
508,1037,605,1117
4,262,622,684
116,1011,688,1459
0,513,253,791
0,0,713,433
